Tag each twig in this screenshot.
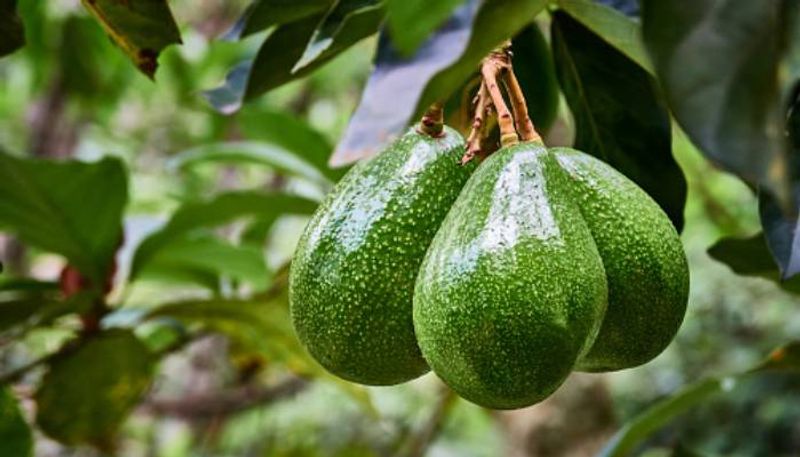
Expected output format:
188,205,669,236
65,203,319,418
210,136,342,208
142,376,308,419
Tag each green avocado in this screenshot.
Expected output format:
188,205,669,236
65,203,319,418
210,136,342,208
552,147,689,372
413,142,607,409
289,126,473,385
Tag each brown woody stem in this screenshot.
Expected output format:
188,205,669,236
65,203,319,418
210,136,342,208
481,55,518,147
503,63,541,142
463,81,493,165
418,101,445,137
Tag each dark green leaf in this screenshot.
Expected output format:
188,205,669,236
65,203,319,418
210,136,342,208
238,0,334,38
333,0,548,165
599,340,800,457
552,12,686,230
130,191,317,280
295,0,384,71
35,329,154,447
511,25,559,133
0,387,32,457
386,0,465,55
207,6,382,113
0,279,58,294
238,107,343,181
0,297,58,333
758,90,800,279
170,142,332,186
0,152,127,285
556,0,652,73
138,233,270,290
0,0,25,57
331,1,480,166
79,0,182,78
641,0,793,204
708,233,800,294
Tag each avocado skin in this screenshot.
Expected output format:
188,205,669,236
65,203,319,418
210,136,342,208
553,148,689,372
290,126,473,385
413,142,607,409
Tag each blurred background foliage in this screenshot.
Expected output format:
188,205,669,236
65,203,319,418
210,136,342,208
0,0,800,456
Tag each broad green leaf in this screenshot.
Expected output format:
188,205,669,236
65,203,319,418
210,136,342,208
0,387,32,457
79,0,182,78
238,0,334,37
207,7,382,113
511,25,559,133
551,12,686,230
0,297,58,333
386,0,465,56
707,233,800,294
415,0,548,119
0,293,93,336
0,152,127,285
333,0,548,165
148,290,377,416
170,142,332,186
35,329,154,447
599,341,800,457
641,0,793,206
138,233,270,290
0,0,24,57
331,1,480,166
294,0,384,71
0,279,58,293
130,191,317,280
238,107,343,181
556,0,653,73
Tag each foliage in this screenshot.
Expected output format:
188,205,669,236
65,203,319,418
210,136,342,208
0,0,800,455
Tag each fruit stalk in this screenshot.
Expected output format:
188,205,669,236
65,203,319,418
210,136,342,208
463,81,493,165
480,51,518,147
418,101,445,137
502,62,541,142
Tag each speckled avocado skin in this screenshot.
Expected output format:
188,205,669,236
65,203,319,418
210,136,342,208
553,148,689,372
289,126,473,385
413,142,608,409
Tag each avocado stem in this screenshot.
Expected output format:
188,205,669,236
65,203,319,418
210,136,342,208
463,81,493,165
481,55,518,147
503,62,541,142
418,101,445,137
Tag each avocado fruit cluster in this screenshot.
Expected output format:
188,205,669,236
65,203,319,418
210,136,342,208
289,129,689,409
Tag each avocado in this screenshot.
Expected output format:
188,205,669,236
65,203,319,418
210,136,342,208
552,148,689,372
289,126,473,385
413,142,607,409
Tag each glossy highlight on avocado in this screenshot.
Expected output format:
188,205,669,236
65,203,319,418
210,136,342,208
553,148,689,372
413,142,608,409
289,126,474,385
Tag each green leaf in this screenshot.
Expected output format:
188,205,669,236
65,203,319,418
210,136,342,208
386,0,465,55
238,107,342,181
0,0,25,57
295,0,384,72
148,289,378,416
707,233,800,294
414,0,549,129
551,12,686,230
555,0,653,73
138,233,270,290
238,0,334,37
333,0,547,166
35,329,154,447
170,142,332,186
599,341,800,457
0,297,59,333
0,279,58,294
130,191,317,280
641,0,793,205
79,0,182,78
511,25,559,133
207,7,383,113
0,387,32,457
0,152,127,285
